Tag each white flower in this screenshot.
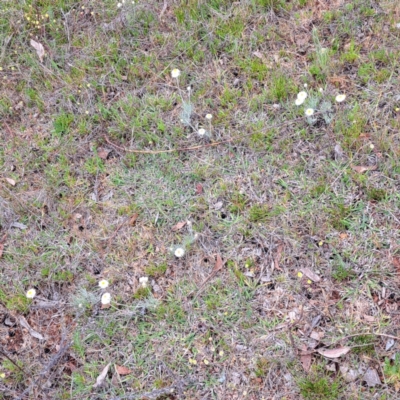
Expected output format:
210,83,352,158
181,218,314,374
198,128,206,136
303,83,308,88
295,98,305,106
205,114,213,120
396,22,400,29
101,292,111,305
99,279,109,289
139,277,149,288
319,88,323,93
187,86,191,91
171,69,181,78
26,289,36,299
369,143,375,149
297,91,308,101
117,2,122,8
335,94,346,103
174,247,185,258
305,108,314,116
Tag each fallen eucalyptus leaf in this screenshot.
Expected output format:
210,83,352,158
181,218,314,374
317,346,350,358
351,165,377,173
171,221,186,232
93,363,111,388
6,178,16,186
300,268,320,282
30,39,45,62
11,222,27,230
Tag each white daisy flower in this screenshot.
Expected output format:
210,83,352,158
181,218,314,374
171,69,181,78
303,83,308,88
305,108,314,116
295,98,305,106
205,114,213,120
99,279,109,289
139,276,149,288
101,292,111,305
174,247,185,258
26,289,36,299
198,128,206,136
297,91,308,101
319,88,323,93
117,2,122,8
335,94,346,103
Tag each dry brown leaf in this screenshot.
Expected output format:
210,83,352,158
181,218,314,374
129,213,138,226
350,165,377,173
93,363,111,388
171,221,186,232
98,149,111,160
317,346,350,359
300,345,312,372
253,51,264,59
6,178,16,186
214,253,224,272
300,268,320,282
115,364,133,375
30,39,45,62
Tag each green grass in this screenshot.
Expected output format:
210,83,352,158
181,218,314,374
299,372,342,400
1,0,400,398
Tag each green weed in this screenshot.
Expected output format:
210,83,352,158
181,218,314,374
384,354,400,385
299,373,342,400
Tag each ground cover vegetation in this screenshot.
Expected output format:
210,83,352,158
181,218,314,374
1,0,400,398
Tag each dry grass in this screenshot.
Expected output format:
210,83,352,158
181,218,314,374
1,0,400,399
